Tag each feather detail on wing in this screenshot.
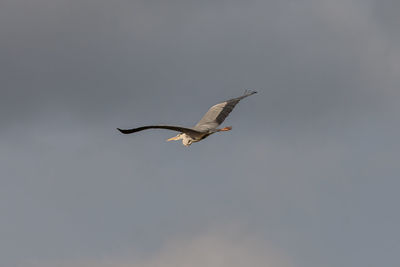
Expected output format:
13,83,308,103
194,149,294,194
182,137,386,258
193,90,257,131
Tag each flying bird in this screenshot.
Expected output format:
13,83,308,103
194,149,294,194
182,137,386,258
117,90,257,146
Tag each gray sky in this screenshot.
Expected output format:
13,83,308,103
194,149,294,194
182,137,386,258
1,0,400,266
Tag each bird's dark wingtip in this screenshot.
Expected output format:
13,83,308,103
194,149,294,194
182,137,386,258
117,128,126,134
244,89,258,95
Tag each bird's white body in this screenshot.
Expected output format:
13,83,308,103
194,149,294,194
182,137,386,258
167,127,231,146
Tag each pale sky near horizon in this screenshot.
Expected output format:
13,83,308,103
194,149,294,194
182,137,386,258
1,0,400,266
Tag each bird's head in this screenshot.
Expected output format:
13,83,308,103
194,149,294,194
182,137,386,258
167,133,183,142
166,133,193,147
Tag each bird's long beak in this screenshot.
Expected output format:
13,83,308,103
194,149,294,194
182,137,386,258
167,135,181,141
218,126,232,132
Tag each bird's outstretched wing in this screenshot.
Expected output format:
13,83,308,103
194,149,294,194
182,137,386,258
117,125,203,137
193,90,257,131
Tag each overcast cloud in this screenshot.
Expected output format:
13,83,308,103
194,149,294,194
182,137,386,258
1,0,400,266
